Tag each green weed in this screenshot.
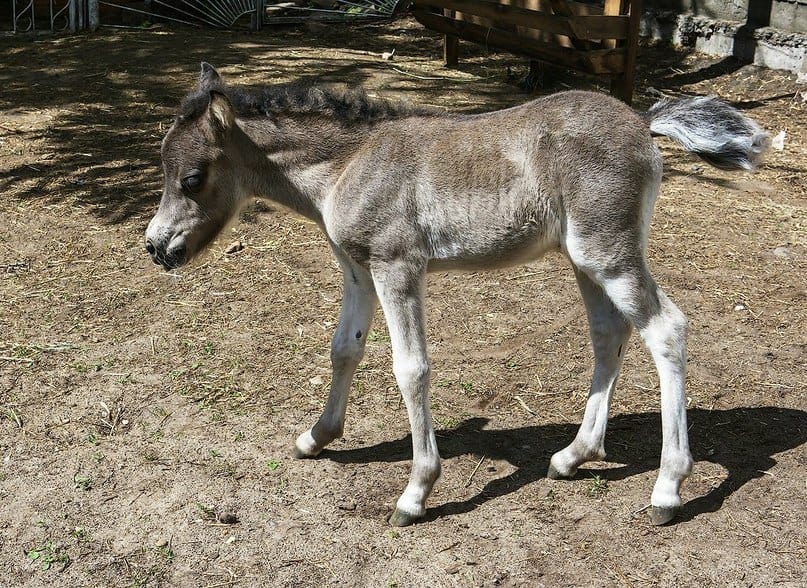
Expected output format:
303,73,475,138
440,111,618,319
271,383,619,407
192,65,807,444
26,540,70,571
587,474,609,497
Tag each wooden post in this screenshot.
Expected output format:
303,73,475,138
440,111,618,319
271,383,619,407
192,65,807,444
69,0,80,32
609,0,641,105
602,0,621,49
443,9,459,66
444,34,459,66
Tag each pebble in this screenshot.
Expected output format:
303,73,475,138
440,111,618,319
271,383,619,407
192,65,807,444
772,246,794,259
225,240,244,254
217,512,239,524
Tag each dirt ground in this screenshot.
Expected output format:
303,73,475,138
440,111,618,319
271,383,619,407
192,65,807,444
0,17,805,588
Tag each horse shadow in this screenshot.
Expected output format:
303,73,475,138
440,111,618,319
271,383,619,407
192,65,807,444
322,406,806,523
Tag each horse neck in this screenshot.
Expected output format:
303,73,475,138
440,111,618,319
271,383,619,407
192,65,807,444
240,114,369,224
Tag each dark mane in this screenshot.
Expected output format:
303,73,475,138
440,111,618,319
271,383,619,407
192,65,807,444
179,82,439,124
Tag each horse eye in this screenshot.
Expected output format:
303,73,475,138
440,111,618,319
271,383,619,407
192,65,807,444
181,173,202,192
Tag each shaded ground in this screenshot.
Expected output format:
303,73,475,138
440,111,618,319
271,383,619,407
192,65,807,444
1,18,805,587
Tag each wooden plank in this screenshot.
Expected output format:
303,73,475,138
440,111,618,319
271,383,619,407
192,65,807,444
444,33,460,65
564,0,604,15
601,0,622,48
413,10,627,75
545,0,588,50
413,0,629,40
610,0,641,104
547,0,573,16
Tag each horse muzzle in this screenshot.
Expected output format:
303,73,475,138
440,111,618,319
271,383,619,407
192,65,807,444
145,237,187,270
144,221,189,270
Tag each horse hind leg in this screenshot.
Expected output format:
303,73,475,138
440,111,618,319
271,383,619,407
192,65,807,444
595,266,693,524
632,284,693,524
563,211,693,524
548,268,633,479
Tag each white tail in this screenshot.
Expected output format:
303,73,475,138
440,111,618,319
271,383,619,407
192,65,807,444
645,96,770,170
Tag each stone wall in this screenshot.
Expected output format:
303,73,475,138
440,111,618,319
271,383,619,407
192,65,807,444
640,0,807,74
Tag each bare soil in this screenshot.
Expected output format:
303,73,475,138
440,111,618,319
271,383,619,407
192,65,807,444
0,18,805,588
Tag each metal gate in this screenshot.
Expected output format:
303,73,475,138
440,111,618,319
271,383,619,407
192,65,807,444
10,0,403,33
11,0,95,33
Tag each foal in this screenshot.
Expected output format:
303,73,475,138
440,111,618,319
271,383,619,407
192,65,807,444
145,64,768,526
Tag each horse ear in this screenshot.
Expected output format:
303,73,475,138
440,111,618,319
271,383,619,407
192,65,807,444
208,90,234,132
199,62,221,90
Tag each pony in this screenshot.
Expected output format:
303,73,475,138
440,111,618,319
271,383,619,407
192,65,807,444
145,63,768,525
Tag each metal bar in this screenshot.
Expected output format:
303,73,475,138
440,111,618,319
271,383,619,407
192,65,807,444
98,0,204,27
178,0,231,27
224,0,245,23
88,0,99,30
51,0,72,32
69,0,77,32
149,0,223,27
253,0,264,30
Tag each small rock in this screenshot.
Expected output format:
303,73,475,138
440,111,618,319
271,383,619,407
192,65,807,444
772,246,794,259
225,240,244,254
309,375,324,387
337,501,356,511
771,130,786,151
217,512,239,524
734,303,745,311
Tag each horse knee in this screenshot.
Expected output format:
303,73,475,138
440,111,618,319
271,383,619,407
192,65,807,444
392,357,431,392
330,338,364,370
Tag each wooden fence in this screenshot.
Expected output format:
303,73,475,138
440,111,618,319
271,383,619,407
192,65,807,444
411,0,642,103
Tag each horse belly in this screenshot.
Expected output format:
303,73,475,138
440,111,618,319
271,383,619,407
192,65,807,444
425,204,561,272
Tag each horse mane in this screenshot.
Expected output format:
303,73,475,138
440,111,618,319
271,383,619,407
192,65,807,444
179,81,439,125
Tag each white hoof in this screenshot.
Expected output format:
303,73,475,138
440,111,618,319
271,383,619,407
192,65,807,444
293,430,322,459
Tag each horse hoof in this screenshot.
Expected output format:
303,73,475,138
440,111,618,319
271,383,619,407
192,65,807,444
388,508,420,527
293,430,323,459
649,506,679,526
292,445,320,459
547,463,575,479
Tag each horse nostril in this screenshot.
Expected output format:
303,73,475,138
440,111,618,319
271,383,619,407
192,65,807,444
145,240,156,256
173,244,187,260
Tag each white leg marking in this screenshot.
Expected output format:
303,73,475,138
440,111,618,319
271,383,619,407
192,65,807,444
294,249,376,458
372,262,441,524
601,273,693,512
640,299,693,510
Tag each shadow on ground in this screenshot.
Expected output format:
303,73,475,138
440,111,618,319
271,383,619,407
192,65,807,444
322,406,806,523
0,22,450,224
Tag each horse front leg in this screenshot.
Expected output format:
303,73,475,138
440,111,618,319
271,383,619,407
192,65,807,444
372,259,441,526
294,252,377,458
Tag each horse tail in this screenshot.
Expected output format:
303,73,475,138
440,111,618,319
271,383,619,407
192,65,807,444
643,96,770,171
